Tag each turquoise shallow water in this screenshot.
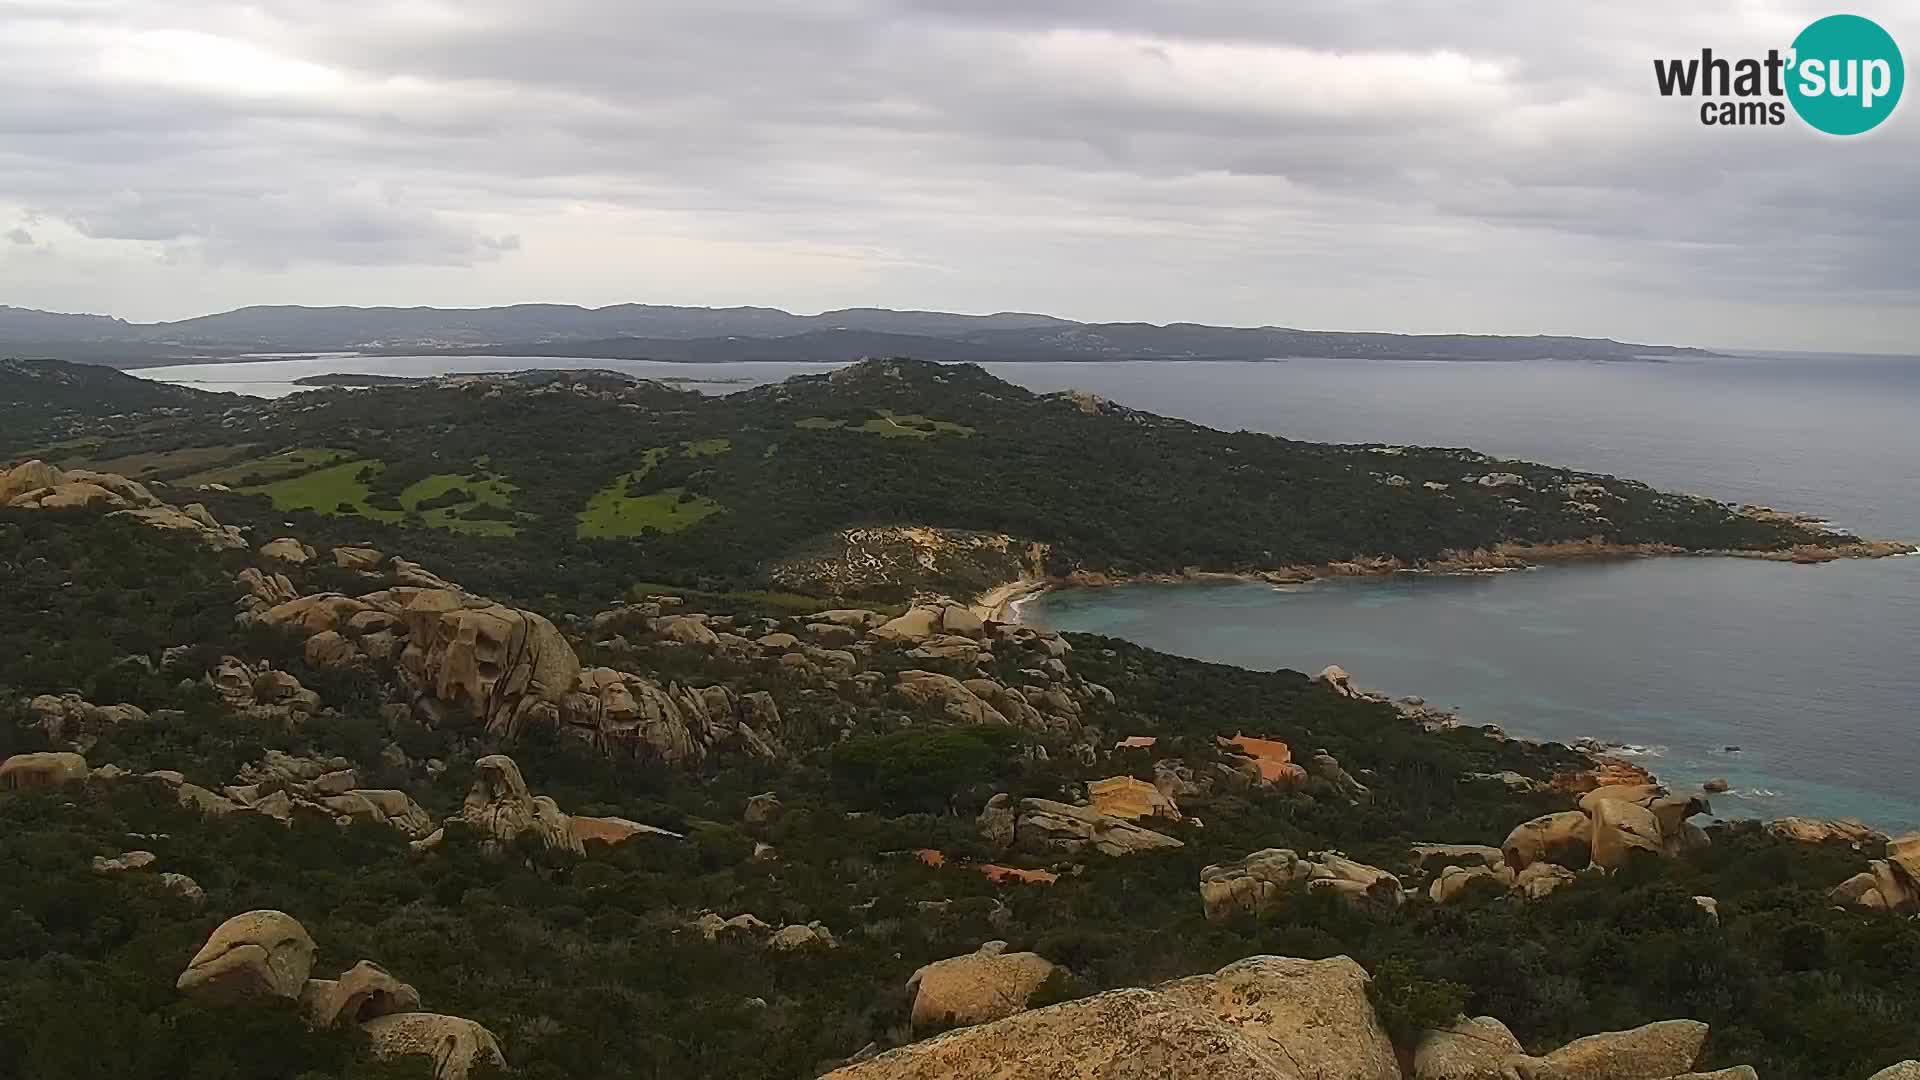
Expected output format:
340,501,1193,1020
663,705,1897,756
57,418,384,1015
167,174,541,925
1027,558,1920,831
140,349,1920,829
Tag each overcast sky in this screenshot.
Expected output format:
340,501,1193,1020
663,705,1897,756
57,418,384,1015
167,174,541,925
0,1,1914,351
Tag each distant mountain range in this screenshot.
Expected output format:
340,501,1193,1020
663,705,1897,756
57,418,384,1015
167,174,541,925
0,302,1719,366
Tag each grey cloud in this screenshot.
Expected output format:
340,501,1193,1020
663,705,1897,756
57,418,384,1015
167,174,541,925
0,0,1911,349
5,228,31,245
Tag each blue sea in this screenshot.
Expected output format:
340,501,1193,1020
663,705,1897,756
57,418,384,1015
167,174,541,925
138,350,1920,829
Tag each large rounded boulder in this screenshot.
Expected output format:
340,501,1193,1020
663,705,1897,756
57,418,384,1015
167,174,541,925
908,941,1062,1032
1503,811,1593,871
176,910,317,1003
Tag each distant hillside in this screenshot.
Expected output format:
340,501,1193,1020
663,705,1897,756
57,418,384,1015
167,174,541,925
0,304,132,341
0,301,1718,364
0,356,1845,609
390,329,1064,364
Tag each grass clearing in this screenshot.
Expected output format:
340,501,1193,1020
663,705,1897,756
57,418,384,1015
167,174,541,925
682,438,732,457
578,468,723,538
186,446,355,487
247,460,400,522
243,459,520,537
396,472,519,537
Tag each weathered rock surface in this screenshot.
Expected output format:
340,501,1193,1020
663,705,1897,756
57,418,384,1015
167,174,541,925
397,596,581,734
1505,1018,1707,1080
1309,748,1372,803
5,459,247,547
362,1013,507,1080
894,670,1007,726
1767,817,1886,847
1830,832,1920,913
1430,863,1516,904
27,693,147,744
569,815,683,846
260,537,316,564
461,755,582,855
1409,844,1507,871
828,987,1298,1078
1200,850,1403,920
1200,848,1310,921
1503,811,1594,871
93,850,158,874
333,545,384,571
176,910,317,1003
302,960,422,1029
558,666,786,764
1412,1015,1525,1080
0,751,90,790
1216,734,1309,788
1086,775,1181,822
1589,798,1665,870
827,954,1393,1080
1867,1063,1920,1080
1513,862,1578,900
908,941,1062,1032
768,921,838,950
977,793,1017,849
1014,798,1183,857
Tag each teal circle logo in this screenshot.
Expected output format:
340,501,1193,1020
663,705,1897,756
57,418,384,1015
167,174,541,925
1788,14,1904,135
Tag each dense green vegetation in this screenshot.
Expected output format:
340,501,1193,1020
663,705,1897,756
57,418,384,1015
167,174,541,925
2,358,1852,614
2,513,1917,1079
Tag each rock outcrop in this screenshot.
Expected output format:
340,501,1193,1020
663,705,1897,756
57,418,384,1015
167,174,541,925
260,537,316,564
176,910,318,1003
302,960,422,1029
558,666,788,765
768,921,839,950
333,545,385,571
826,954,1394,1080
93,850,158,874
1085,775,1181,822
461,755,582,856
1216,734,1309,788
26,693,147,745
1199,849,1403,920
0,751,91,791
1503,811,1593,871
451,753,674,858
362,1013,507,1080
1830,833,1920,913
1010,797,1183,858
1768,817,1887,847
1412,1015,1524,1080
178,910,502,1079
1503,1018,1707,1079
1494,781,1710,883
251,573,796,769
908,941,1062,1032
2,460,248,548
